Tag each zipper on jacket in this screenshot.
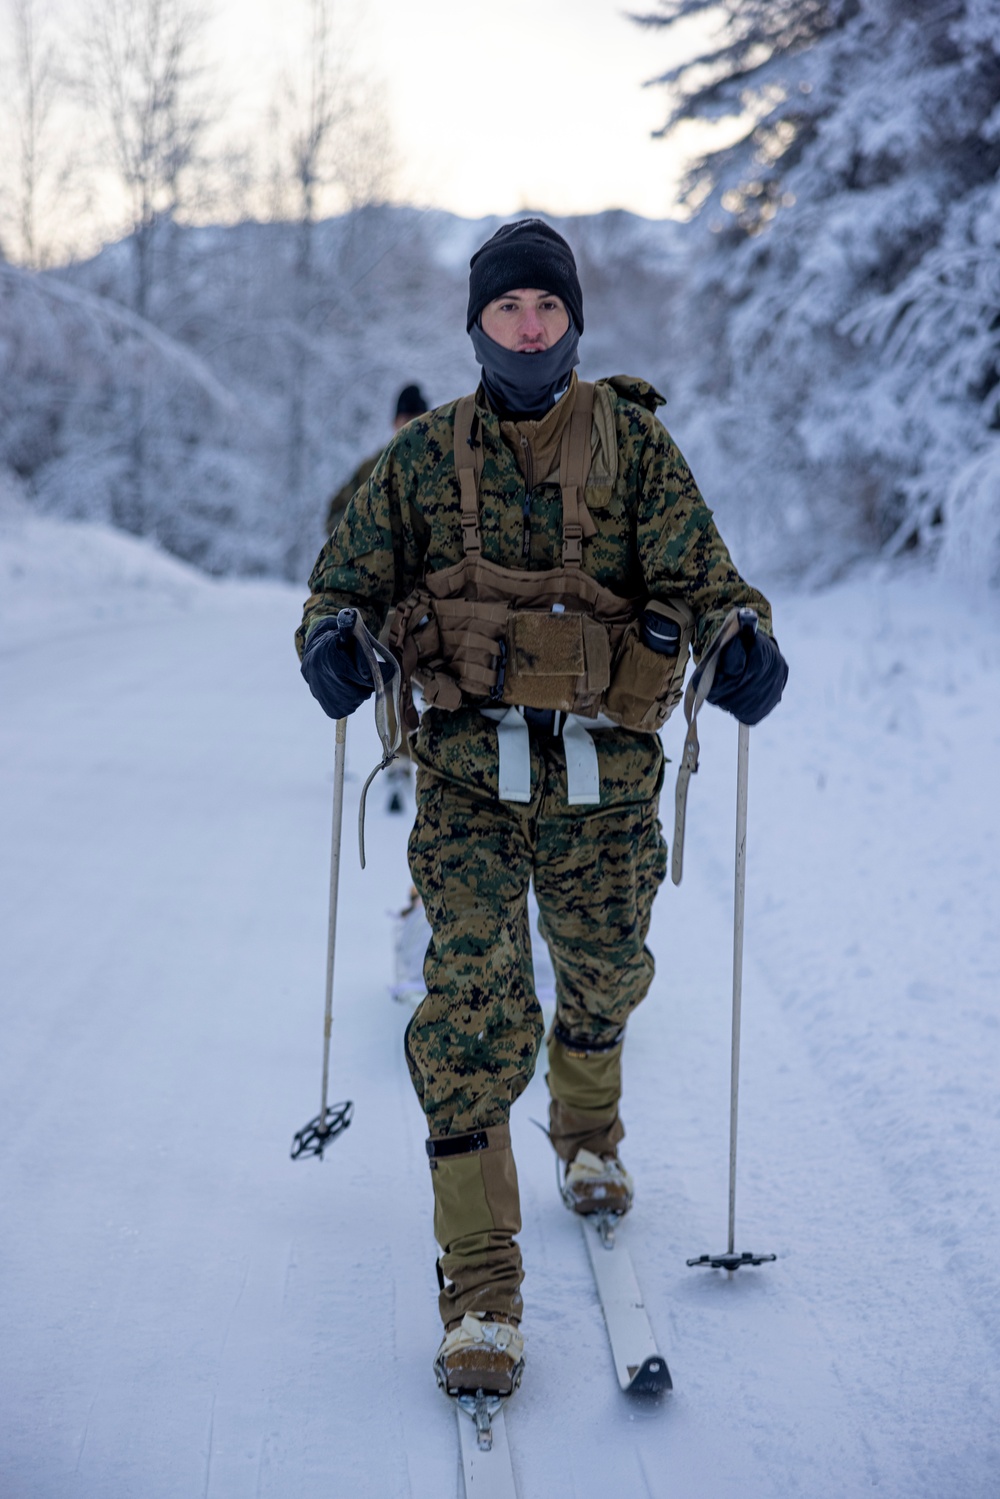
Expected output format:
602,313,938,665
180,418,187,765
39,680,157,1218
520,436,534,561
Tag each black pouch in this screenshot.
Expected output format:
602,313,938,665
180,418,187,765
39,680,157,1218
604,598,695,731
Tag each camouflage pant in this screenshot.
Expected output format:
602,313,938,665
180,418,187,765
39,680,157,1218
405,731,668,1136
406,729,667,1324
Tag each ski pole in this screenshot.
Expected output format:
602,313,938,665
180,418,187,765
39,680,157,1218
673,606,757,886
291,714,354,1160
335,608,402,868
727,720,751,1256
688,718,775,1272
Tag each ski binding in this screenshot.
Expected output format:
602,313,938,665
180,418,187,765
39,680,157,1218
453,1389,517,1497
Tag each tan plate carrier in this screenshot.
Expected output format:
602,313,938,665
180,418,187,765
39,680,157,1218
389,381,695,735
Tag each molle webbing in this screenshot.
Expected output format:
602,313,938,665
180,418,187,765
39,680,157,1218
453,383,597,566
390,382,696,732
391,554,636,717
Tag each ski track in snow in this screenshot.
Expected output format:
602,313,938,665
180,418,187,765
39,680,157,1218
1,521,998,1498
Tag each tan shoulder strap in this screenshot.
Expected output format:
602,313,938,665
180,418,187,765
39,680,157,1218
453,394,484,556
559,380,596,568
455,382,598,565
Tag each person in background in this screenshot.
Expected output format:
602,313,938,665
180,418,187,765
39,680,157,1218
325,384,428,537
325,382,428,812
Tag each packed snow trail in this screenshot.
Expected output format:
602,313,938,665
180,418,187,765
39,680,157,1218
1,519,998,1497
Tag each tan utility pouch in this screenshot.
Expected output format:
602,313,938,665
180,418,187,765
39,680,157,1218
502,610,611,712
391,592,462,712
604,598,695,732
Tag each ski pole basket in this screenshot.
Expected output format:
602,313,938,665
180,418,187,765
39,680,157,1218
686,1249,776,1272
291,1100,354,1161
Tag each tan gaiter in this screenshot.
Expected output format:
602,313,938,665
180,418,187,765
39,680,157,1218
546,1030,625,1163
428,1123,524,1328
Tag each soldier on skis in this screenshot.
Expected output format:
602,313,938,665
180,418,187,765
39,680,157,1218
296,219,787,1399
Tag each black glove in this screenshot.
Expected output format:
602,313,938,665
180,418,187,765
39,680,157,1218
707,624,788,726
300,614,393,720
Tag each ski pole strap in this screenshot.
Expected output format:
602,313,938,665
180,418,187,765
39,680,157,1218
336,608,402,869
671,607,757,887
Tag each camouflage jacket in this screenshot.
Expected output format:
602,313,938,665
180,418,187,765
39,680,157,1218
298,376,773,800
325,451,382,537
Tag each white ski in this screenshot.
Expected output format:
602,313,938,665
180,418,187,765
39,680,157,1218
580,1216,672,1395
455,1393,518,1498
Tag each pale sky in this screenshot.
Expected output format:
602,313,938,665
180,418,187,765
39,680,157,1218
209,0,726,222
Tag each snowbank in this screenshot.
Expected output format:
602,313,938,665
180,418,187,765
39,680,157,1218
1,517,998,1496
0,473,213,650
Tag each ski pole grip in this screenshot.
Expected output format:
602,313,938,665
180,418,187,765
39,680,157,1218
736,608,758,655
337,607,358,633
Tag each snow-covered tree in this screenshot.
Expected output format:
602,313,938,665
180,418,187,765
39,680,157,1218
635,0,1000,584
0,208,687,579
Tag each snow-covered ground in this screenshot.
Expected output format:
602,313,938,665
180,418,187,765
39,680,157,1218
2,513,998,1497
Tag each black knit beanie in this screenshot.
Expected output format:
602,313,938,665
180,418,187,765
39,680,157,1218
466,219,584,333
394,384,426,419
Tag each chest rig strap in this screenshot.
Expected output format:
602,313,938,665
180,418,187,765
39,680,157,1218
559,380,595,568
454,396,485,556
453,384,597,561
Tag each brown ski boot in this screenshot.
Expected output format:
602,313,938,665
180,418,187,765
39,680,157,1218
561,1148,634,1217
433,1313,525,1397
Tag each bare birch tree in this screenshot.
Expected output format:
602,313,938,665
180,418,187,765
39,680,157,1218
282,0,336,528
276,0,395,576
1,0,70,266
76,0,214,531
79,0,213,319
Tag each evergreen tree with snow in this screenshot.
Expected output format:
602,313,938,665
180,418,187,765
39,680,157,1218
636,0,1000,583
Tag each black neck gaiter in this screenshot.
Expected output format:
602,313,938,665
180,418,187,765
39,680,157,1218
469,322,581,420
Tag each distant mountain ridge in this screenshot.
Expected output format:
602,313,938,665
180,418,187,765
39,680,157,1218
3,156,998,590
0,207,689,582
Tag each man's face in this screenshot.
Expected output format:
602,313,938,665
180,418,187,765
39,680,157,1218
480,288,570,352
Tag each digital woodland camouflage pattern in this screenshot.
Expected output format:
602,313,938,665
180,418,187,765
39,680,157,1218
406,739,666,1325
299,373,773,1119
298,376,773,1323
298,376,773,672
404,739,666,1136
324,452,380,536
